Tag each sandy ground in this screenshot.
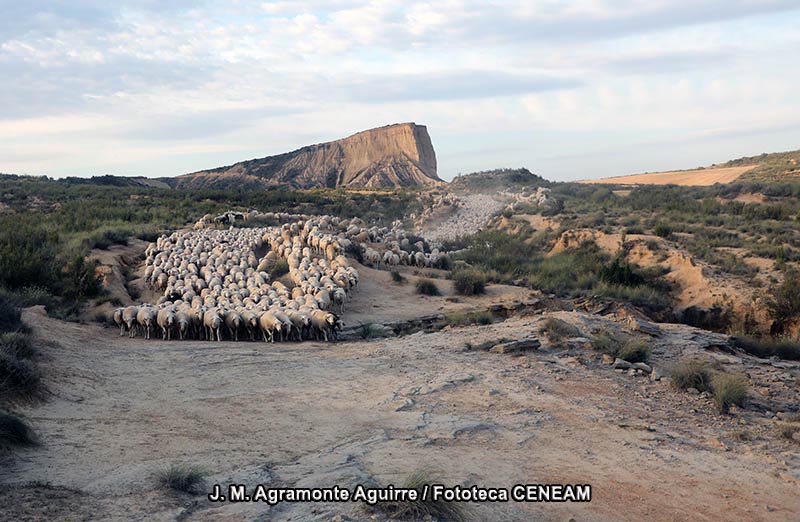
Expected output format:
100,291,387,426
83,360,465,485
579,166,754,186
2,283,799,521
2,233,799,521
342,262,534,325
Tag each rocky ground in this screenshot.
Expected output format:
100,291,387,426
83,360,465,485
420,194,506,243
2,261,799,521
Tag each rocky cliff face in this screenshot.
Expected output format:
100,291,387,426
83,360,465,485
172,123,442,189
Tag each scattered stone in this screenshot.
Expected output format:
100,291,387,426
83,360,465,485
602,354,615,365
567,336,593,350
687,387,700,395
626,316,662,337
489,338,541,354
613,358,632,370
487,389,501,396
650,367,667,382
631,362,652,373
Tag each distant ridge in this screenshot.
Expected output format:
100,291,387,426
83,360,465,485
170,123,443,190
580,148,800,186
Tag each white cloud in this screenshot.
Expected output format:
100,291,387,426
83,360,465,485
1,1,799,179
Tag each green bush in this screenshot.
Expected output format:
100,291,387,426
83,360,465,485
592,330,622,356
415,278,440,296
358,322,377,339
541,317,580,339
390,271,406,284
778,424,799,442
452,269,487,296
654,223,673,238
599,258,645,287
730,336,800,361
0,297,23,334
268,259,290,280
0,351,40,396
444,310,493,327
0,333,34,359
712,373,748,413
618,339,651,363
0,411,38,446
369,468,468,522
765,272,800,334
158,464,208,495
670,359,713,392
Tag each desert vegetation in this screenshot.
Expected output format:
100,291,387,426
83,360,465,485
157,464,208,495
415,278,441,296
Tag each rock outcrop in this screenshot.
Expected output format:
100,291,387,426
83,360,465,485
171,123,442,190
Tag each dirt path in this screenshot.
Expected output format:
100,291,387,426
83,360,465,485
2,303,798,521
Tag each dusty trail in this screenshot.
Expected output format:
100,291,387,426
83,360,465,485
2,304,798,521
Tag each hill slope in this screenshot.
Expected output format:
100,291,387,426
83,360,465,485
171,123,442,190
580,148,800,186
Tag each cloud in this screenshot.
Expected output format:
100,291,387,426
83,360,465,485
333,70,581,103
117,106,305,141
1,1,799,178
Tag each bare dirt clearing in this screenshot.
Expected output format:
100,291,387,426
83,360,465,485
2,302,798,521
580,166,755,186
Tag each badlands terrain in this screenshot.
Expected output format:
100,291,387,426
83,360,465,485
3,269,799,521
2,144,800,521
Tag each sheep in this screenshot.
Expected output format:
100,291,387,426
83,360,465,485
134,213,443,344
224,310,243,342
310,310,338,342
287,310,310,341
204,308,223,342
157,307,176,341
176,311,190,340
122,306,140,338
113,307,126,336
241,310,259,340
258,311,282,343
136,306,156,340
271,309,293,342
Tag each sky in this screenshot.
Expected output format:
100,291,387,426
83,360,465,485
1,1,800,182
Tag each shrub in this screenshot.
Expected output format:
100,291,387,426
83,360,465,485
541,317,580,339
654,223,673,238
436,254,453,271
0,412,38,446
0,333,34,359
452,269,487,296
369,468,468,522
730,336,800,361
0,297,22,334
415,278,440,296
592,330,622,356
712,373,748,413
670,359,713,392
358,322,376,339
158,464,208,495
598,258,645,287
618,339,651,363
345,242,364,264
444,310,493,327
0,351,40,396
390,271,406,284
765,272,800,335
268,259,290,280
778,424,799,442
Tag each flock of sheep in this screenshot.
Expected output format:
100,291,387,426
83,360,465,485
112,213,450,343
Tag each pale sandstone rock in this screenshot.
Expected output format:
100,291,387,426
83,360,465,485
174,122,442,189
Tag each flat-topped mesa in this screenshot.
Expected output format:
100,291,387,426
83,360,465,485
173,122,443,190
